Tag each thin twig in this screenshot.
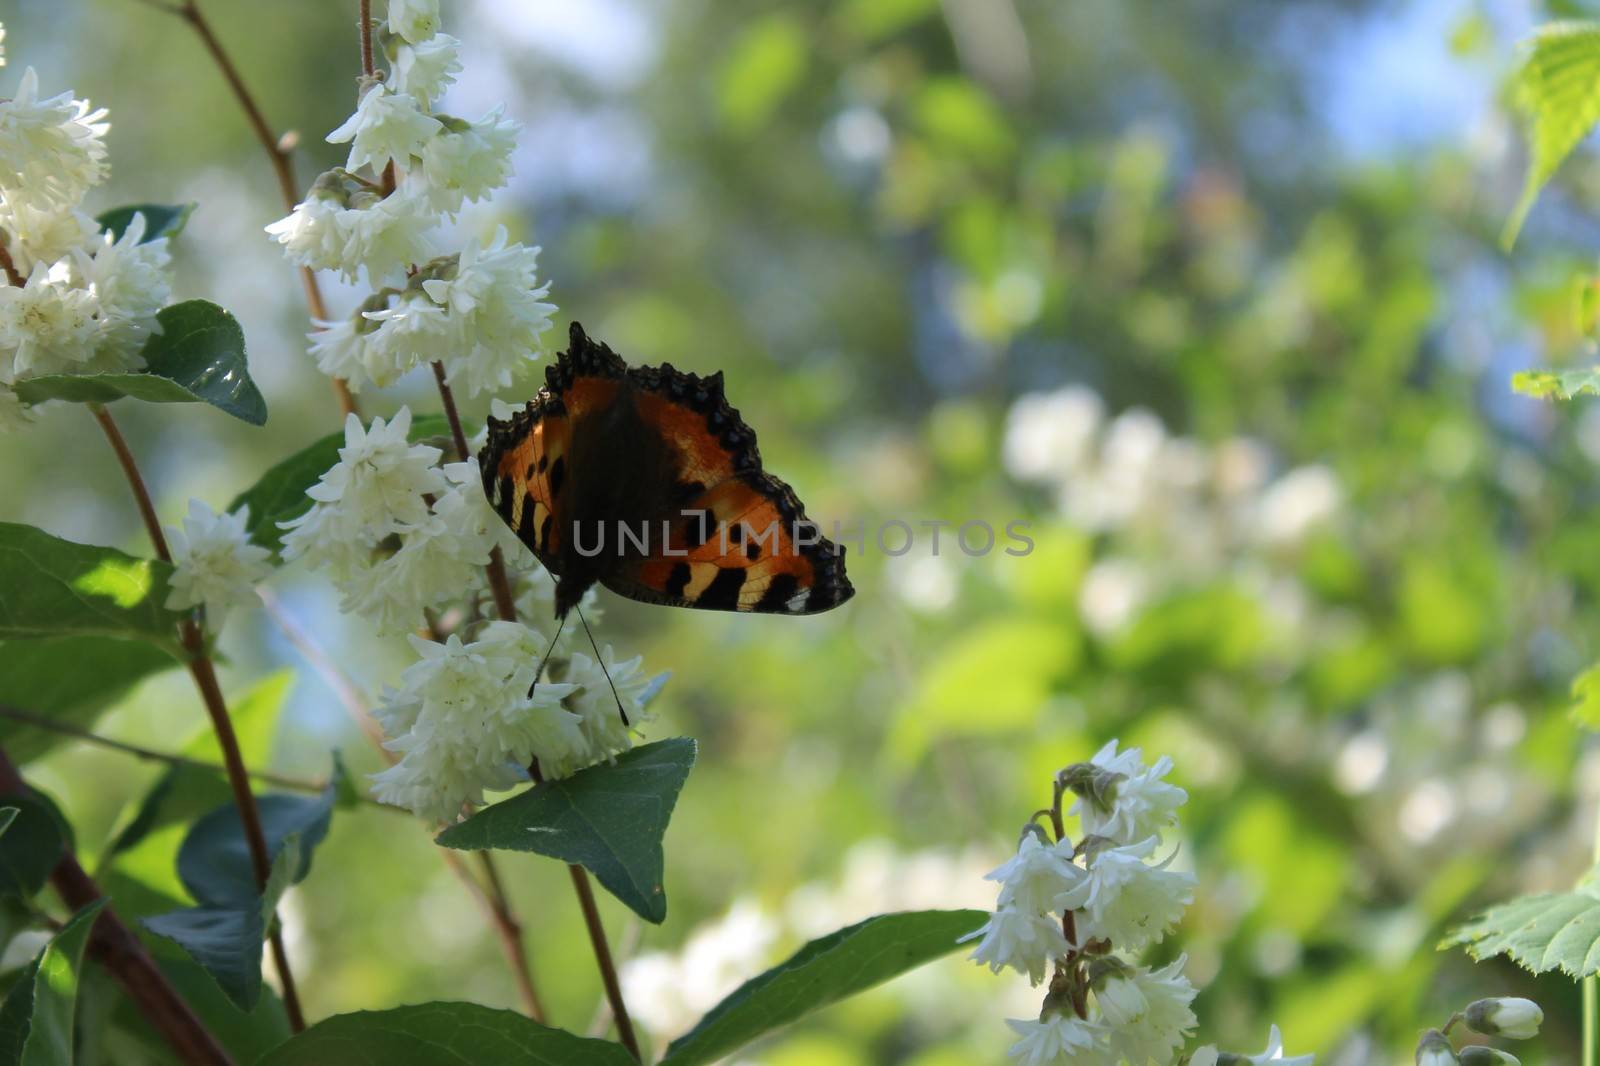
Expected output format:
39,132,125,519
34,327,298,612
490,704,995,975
477,852,548,1021
258,586,387,751
432,364,641,1056
0,242,24,287
92,404,307,1033
150,0,357,416
359,0,376,78
0,747,237,1066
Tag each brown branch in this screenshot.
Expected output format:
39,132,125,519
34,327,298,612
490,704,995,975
0,748,237,1066
0,241,24,288
91,404,307,1033
152,0,356,417
359,0,376,78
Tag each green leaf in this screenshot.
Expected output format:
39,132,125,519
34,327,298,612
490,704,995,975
0,901,104,1066
15,301,266,426
0,636,179,761
0,794,70,900
228,413,450,554
0,810,17,841
717,15,808,133
1504,21,1600,246
0,524,183,657
95,203,195,244
436,738,696,924
1444,888,1600,977
660,910,987,1066
141,905,265,1012
257,1002,636,1066
1512,367,1600,400
1572,663,1600,730
106,956,291,1064
101,764,231,864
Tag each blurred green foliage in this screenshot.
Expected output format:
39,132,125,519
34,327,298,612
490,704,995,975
4,0,1600,1061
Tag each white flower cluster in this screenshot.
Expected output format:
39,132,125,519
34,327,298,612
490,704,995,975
165,500,273,627
1001,387,1341,637
0,58,172,431
266,0,553,397
969,741,1311,1066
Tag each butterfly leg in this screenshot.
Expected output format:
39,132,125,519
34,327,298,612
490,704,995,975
576,604,630,727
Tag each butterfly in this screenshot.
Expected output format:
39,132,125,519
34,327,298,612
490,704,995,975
479,322,855,621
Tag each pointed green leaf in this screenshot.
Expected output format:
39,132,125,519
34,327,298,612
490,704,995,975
436,738,696,924
0,793,70,900
142,904,265,1012
0,900,104,1066
661,910,987,1066
258,1002,636,1066
0,636,179,760
15,301,266,425
1444,889,1600,977
178,774,340,908
1504,21,1600,245
0,524,184,657
96,203,195,244
227,412,451,554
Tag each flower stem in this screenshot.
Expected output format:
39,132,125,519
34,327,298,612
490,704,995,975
91,403,307,1033
431,367,642,1057
0,747,239,1066
153,0,357,417
359,0,376,78
0,241,23,287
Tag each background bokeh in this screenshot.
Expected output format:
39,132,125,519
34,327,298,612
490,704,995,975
2,0,1599,1061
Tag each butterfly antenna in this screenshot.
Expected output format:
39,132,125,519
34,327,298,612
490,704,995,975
527,613,568,698
576,604,630,727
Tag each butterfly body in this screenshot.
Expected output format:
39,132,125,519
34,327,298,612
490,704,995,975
480,323,854,619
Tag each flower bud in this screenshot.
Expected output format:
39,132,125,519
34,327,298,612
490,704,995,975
1458,1048,1519,1066
1463,998,1543,1040
1415,1029,1457,1066
1062,762,1125,815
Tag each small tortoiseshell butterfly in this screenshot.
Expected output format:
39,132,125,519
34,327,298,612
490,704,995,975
480,323,854,620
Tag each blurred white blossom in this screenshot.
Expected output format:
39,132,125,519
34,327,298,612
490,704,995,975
1005,1014,1111,1065
387,0,441,44
417,108,519,215
1097,958,1198,1064
0,67,108,213
390,33,461,105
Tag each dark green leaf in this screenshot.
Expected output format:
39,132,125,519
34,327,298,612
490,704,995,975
101,955,291,1065
661,910,987,1066
1444,888,1600,978
141,905,264,1012
228,413,450,554
0,794,70,900
95,203,195,244
0,901,104,1066
257,1002,636,1066
177,781,338,908
0,636,179,761
0,524,184,657
16,301,266,426
0,810,16,840
436,738,696,924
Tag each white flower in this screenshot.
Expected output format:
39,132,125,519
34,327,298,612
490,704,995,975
387,0,441,44
0,259,99,378
962,905,1071,985
1464,997,1543,1040
327,84,442,175
1005,1014,1112,1066
417,107,519,214
1190,1025,1313,1066
280,407,446,560
985,833,1085,916
370,631,579,821
165,500,274,625
74,212,172,364
1070,740,1188,846
554,645,657,775
391,33,461,105
421,230,556,397
0,67,109,213
340,189,436,283
0,202,99,274
265,192,349,272
1056,836,1194,952
308,314,376,387
1097,957,1197,1065
363,288,453,374
0,385,33,433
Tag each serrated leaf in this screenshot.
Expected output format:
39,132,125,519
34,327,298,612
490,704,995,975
1513,367,1600,399
95,203,195,244
257,1002,636,1066
1444,890,1600,977
15,301,266,425
1504,21,1600,245
661,910,987,1066
228,413,450,554
0,901,104,1066
0,794,70,900
0,524,184,657
0,636,179,760
436,738,696,924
